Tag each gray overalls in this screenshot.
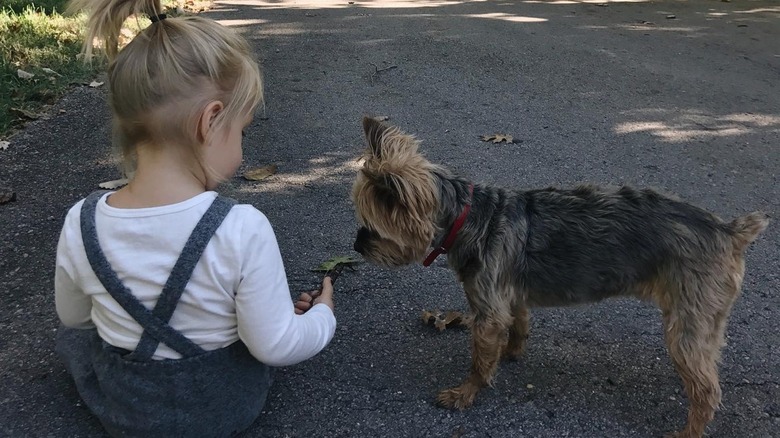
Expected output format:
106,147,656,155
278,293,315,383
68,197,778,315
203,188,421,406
56,192,272,437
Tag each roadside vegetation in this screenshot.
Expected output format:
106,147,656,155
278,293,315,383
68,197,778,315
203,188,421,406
0,0,209,139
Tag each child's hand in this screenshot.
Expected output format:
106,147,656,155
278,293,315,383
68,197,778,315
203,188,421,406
294,277,334,314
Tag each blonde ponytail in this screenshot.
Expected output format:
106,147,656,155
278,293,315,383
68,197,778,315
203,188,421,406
68,0,162,61
68,0,263,176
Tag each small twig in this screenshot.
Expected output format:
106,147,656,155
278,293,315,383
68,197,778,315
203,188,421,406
369,63,398,85
307,263,345,309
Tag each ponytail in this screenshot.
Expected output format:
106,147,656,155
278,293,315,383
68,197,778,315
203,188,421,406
68,0,162,61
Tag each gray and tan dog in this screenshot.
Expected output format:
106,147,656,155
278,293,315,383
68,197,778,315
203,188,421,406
351,117,768,438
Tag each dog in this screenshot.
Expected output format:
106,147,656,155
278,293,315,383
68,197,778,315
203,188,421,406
351,116,768,438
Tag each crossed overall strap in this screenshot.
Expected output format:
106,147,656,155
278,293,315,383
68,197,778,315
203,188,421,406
80,191,236,361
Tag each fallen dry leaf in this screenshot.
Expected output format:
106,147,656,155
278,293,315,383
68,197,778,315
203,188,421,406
0,141,9,150
480,133,514,144
452,426,465,438
243,164,278,181
17,69,34,79
98,178,129,189
89,81,104,88
10,108,38,120
0,187,16,204
42,67,61,76
422,309,473,331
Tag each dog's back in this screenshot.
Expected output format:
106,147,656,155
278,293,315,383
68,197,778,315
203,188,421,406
516,184,766,306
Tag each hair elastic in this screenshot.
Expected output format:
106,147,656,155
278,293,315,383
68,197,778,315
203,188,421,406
149,13,167,23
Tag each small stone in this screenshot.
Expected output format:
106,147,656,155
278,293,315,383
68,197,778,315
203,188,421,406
666,14,676,19
527,384,534,389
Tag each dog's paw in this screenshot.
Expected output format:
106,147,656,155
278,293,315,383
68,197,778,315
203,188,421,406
501,346,525,362
436,384,478,410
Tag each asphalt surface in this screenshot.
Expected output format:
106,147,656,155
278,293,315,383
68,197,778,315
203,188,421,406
1,0,778,437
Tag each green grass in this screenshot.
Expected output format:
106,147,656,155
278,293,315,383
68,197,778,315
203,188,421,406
0,0,210,138
2,0,67,14
0,1,102,137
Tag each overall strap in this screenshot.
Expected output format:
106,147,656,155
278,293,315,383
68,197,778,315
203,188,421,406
128,195,236,360
79,192,233,360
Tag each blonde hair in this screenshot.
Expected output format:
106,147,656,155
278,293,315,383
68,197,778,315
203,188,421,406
68,0,263,176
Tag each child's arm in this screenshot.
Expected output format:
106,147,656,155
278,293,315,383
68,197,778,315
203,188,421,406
235,210,336,367
54,208,94,329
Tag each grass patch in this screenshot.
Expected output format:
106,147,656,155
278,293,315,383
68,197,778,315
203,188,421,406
0,2,102,138
0,0,211,139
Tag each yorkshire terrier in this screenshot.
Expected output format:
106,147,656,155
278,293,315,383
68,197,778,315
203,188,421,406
351,117,768,438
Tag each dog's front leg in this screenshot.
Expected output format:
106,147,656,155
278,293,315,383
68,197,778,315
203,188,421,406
436,317,505,410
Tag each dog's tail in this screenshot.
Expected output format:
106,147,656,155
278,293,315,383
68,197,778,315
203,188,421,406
729,212,769,253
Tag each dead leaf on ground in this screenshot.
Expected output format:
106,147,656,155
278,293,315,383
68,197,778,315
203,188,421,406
17,69,34,79
311,255,362,272
98,178,129,189
42,68,61,76
0,187,17,204
421,309,473,331
10,108,39,120
243,164,278,181
0,141,9,150
480,133,514,144
89,81,104,88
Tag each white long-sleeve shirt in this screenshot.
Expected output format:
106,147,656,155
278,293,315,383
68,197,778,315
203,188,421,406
54,191,336,365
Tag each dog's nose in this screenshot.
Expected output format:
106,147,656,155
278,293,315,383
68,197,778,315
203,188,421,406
354,227,370,254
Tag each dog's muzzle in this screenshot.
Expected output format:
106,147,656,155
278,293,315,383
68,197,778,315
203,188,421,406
353,227,376,254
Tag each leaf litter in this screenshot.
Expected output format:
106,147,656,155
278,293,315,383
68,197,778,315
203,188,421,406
421,309,473,331
480,134,515,144
17,69,34,79
0,187,17,204
243,164,277,181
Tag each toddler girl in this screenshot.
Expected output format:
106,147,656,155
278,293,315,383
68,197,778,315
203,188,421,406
55,0,335,436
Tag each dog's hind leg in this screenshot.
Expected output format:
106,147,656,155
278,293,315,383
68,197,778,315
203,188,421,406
437,280,512,410
659,271,741,438
503,300,529,361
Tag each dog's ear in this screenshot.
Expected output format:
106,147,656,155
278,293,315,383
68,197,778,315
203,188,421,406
363,116,389,158
361,168,409,207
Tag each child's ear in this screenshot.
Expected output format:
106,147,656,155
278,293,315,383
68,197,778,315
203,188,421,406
362,116,389,158
198,101,225,144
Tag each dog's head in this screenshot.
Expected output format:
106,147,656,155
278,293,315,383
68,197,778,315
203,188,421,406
351,117,440,267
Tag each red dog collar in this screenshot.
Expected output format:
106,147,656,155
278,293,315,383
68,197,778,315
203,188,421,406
422,184,474,267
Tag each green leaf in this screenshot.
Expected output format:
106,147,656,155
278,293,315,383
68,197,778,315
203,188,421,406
311,256,362,272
